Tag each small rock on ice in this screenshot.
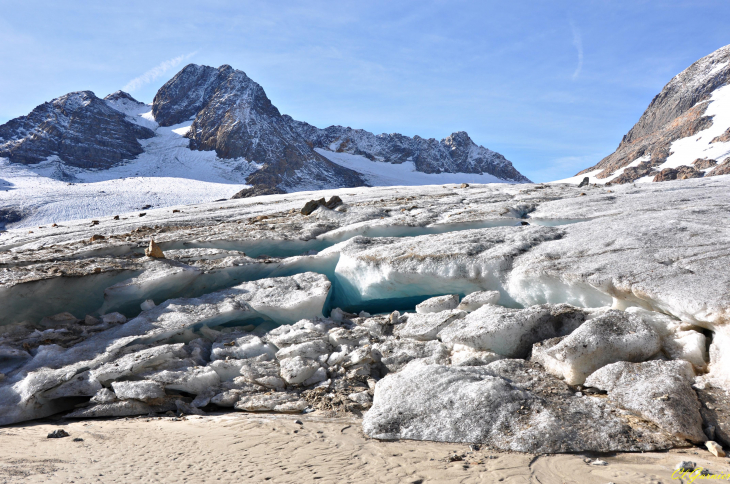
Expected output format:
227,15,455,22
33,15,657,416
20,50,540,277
145,239,165,258
415,295,460,314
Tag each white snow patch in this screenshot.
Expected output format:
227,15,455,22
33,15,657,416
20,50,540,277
315,148,513,186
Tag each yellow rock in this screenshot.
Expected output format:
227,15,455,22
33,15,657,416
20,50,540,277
706,440,726,457
145,239,165,259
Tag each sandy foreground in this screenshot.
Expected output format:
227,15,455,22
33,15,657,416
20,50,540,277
0,413,728,484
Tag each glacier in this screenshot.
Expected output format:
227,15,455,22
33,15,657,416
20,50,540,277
0,175,728,452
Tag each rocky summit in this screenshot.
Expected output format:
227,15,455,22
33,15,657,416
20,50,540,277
153,64,366,196
0,91,155,169
0,177,729,452
572,43,730,184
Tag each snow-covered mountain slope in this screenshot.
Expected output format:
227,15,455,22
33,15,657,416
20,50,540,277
559,44,730,185
0,95,258,229
312,149,514,186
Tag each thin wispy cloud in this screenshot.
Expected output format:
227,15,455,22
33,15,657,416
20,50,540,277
123,51,198,92
570,21,583,80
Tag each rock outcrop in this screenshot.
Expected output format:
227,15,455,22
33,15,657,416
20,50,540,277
652,165,704,182
0,91,154,168
575,44,730,184
708,158,730,176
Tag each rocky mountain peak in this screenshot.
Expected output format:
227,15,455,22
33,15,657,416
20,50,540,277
152,64,223,126
0,90,154,168
55,90,95,112
104,90,143,104
443,131,472,146
152,63,271,127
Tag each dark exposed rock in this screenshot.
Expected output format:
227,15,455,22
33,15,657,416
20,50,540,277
0,91,154,168
606,162,657,185
577,177,589,187
104,91,144,105
577,44,730,184
696,385,730,447
152,64,224,127
652,165,704,182
300,196,342,215
324,196,343,209
47,429,70,438
675,165,705,180
0,208,24,231
301,198,326,216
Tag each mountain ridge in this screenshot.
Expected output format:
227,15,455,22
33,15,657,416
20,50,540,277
0,63,529,196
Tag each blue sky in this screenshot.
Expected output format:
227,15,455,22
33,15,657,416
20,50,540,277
1,1,728,181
